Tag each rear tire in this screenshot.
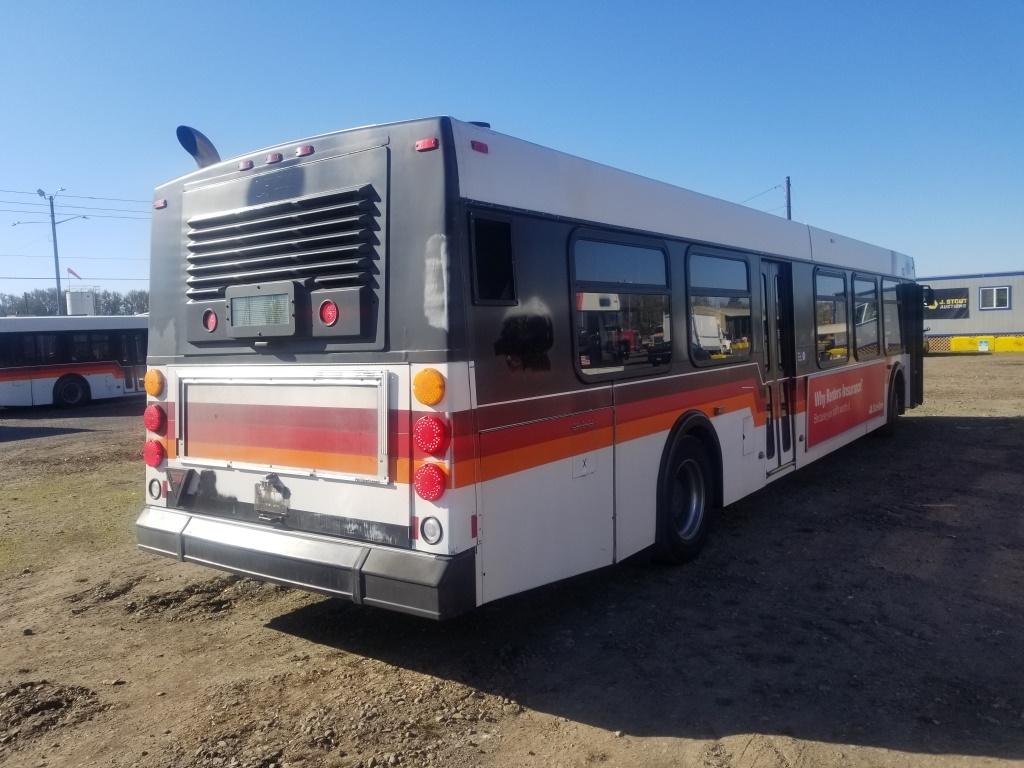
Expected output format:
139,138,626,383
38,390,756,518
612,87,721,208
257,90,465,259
54,375,90,408
878,378,901,437
656,435,715,563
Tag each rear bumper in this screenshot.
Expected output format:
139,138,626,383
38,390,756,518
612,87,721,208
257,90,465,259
135,506,476,620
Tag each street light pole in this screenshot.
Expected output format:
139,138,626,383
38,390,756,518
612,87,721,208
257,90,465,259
47,193,62,315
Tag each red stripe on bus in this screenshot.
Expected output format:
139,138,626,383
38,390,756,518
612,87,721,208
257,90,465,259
0,361,125,382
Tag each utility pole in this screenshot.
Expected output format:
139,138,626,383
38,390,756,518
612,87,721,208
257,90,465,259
45,192,63,314
785,176,792,221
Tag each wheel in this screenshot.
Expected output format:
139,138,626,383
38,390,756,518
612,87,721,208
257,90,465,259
656,435,715,563
54,376,90,407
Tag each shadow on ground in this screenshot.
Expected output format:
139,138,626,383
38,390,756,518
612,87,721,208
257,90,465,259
0,424,92,442
269,415,1024,760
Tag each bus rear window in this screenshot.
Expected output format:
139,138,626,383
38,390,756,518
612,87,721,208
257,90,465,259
472,217,517,304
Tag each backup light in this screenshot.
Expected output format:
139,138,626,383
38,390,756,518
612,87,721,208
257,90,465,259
420,516,443,545
148,478,163,500
143,404,167,435
144,369,165,397
143,440,166,468
413,464,447,502
413,368,445,406
413,415,449,455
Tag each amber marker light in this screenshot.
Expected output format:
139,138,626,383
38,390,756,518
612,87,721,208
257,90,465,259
144,369,165,397
413,368,445,406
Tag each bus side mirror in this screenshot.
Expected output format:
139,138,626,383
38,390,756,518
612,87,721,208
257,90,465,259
922,285,936,308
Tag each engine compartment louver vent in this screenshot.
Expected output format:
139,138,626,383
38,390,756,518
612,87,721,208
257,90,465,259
185,185,379,300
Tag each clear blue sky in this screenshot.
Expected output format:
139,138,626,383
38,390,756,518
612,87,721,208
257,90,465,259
1,1,1021,296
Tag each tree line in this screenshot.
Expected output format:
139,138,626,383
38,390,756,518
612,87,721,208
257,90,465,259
0,288,149,316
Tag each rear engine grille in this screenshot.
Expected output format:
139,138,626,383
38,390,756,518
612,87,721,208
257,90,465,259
185,185,379,300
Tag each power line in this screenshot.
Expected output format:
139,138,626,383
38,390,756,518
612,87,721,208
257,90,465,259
0,188,149,204
1,257,149,264
0,209,149,220
0,198,149,214
741,184,782,204
0,276,149,281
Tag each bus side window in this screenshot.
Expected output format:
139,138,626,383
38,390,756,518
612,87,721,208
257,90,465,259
687,252,751,365
882,279,903,354
37,334,59,364
814,270,849,367
853,275,880,360
471,216,517,304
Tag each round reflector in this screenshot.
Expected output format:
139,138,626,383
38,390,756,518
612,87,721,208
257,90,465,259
319,299,339,327
144,369,165,397
420,516,443,545
413,463,447,501
202,309,218,332
413,368,445,406
143,404,167,434
143,440,166,468
413,415,449,455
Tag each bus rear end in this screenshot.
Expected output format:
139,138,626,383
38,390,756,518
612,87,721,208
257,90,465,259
136,118,478,619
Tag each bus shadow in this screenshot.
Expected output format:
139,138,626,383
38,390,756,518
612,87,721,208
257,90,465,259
0,424,92,442
0,397,145,421
268,414,1024,760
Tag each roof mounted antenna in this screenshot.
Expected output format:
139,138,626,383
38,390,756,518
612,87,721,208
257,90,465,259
176,125,221,169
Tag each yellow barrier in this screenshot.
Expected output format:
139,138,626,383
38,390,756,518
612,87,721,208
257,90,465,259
942,335,1024,353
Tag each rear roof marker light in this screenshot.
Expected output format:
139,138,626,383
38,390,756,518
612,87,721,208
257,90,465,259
415,137,439,152
470,140,489,154
153,199,167,210
237,159,254,171
265,152,283,164
295,145,314,157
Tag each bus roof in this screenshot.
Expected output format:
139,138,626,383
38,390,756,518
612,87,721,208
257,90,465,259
449,118,916,279
0,315,148,333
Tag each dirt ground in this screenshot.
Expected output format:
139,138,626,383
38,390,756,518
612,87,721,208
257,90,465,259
1,355,1022,768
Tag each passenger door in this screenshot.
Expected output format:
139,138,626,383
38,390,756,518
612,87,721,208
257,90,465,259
760,261,795,473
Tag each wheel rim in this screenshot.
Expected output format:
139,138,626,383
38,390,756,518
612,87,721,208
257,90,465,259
61,382,83,405
671,458,706,541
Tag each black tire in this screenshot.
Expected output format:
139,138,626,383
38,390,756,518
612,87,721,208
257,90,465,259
656,434,715,563
53,375,90,408
877,378,901,437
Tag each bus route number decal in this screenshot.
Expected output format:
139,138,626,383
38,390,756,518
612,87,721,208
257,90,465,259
806,363,887,447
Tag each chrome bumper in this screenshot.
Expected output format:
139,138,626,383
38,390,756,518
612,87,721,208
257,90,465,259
135,507,476,620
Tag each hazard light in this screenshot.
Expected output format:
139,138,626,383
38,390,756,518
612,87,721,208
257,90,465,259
144,369,165,397
413,368,445,406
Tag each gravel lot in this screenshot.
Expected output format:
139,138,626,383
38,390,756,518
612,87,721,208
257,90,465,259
1,354,1022,768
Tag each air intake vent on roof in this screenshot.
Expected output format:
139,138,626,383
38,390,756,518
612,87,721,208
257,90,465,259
184,185,379,301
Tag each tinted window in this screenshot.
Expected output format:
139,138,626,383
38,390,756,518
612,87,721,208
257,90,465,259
37,334,60,364
687,253,752,365
574,240,667,286
980,286,1010,310
472,217,516,303
882,279,903,354
853,276,879,359
576,292,671,375
815,271,848,366
689,254,748,291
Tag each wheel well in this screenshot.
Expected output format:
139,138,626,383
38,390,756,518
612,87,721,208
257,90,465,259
659,411,724,509
892,368,906,414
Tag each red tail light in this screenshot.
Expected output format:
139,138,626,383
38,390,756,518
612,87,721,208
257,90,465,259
202,309,218,332
413,464,447,501
318,299,339,326
415,137,439,152
143,440,166,467
143,404,167,435
413,415,449,455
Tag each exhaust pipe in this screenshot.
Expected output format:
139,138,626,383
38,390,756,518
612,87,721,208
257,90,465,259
176,125,221,169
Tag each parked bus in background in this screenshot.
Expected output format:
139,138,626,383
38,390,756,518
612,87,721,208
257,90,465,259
0,315,148,407
137,117,925,619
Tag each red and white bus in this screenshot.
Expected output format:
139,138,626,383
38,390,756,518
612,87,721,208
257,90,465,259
0,315,148,407
137,118,925,619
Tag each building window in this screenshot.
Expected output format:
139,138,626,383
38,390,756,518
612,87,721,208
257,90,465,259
573,237,670,378
687,253,751,365
979,286,1011,310
853,275,880,360
815,270,848,366
471,216,517,304
882,279,903,355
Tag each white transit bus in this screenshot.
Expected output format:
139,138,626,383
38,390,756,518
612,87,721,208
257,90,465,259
136,118,925,619
0,315,148,407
